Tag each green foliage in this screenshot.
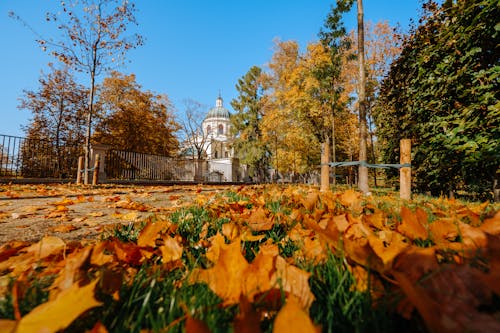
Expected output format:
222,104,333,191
101,267,236,333
375,0,500,197
230,66,270,181
309,252,401,333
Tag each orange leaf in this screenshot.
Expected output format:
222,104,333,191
50,224,78,233
17,279,102,333
191,240,249,304
24,236,66,259
246,207,274,232
480,210,500,235
137,220,170,247
272,256,315,310
159,236,183,263
273,296,317,333
300,191,319,211
339,189,360,207
398,206,428,240
51,246,92,294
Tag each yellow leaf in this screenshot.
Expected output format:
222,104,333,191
159,236,183,263
273,296,316,333
17,279,102,333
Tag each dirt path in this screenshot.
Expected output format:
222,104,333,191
0,184,233,244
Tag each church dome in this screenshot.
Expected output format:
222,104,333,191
206,95,230,119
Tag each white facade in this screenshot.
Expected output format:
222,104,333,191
196,95,241,182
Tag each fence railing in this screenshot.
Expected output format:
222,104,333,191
0,134,81,179
105,149,208,181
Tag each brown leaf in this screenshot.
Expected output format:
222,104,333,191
233,295,262,333
185,316,211,333
17,279,102,333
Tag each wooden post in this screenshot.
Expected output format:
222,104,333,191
400,139,411,200
92,154,100,186
76,156,84,185
320,137,330,192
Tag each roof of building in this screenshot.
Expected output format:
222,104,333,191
206,95,230,119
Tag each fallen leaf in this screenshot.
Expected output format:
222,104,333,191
480,210,500,235
185,316,211,333
88,211,106,217
272,296,317,333
233,295,262,333
137,220,171,247
246,207,274,232
24,236,66,259
398,206,428,241
17,279,102,333
159,236,183,263
50,224,79,233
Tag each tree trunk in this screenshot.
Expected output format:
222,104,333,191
357,0,369,194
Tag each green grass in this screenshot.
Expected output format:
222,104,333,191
309,251,407,333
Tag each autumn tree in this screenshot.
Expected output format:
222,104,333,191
93,71,179,156
18,64,88,176
317,0,354,190
230,66,270,181
261,40,321,181
375,0,499,199
12,0,143,183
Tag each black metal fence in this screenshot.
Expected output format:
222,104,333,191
0,134,81,179
105,149,207,181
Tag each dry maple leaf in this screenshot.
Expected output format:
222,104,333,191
191,240,250,304
137,220,171,247
246,206,274,232
159,235,183,263
16,279,102,333
50,247,92,296
398,206,428,241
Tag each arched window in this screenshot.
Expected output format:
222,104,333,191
218,124,224,135
206,125,211,134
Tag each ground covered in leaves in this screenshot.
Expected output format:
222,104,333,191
0,184,499,332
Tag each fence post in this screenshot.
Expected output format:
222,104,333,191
76,156,84,185
400,139,411,200
92,154,100,186
320,138,330,192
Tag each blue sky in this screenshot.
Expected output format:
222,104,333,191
0,1,424,138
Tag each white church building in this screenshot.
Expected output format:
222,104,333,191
190,94,243,182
